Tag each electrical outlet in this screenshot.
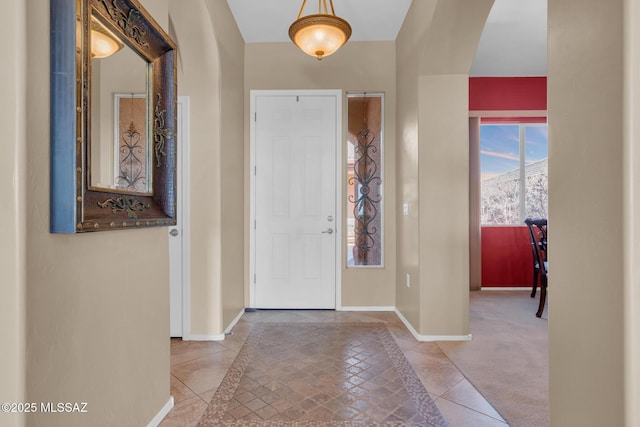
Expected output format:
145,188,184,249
406,273,411,288
403,203,409,216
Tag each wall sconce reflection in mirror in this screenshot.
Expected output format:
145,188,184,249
50,0,177,233
90,16,124,58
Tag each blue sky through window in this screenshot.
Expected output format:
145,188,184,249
524,125,548,162
480,124,548,181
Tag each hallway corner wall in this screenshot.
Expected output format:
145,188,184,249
625,1,640,424
548,0,625,425
395,0,492,338
0,1,26,426
169,0,245,337
395,1,438,331
205,0,246,330
24,1,171,425
417,74,471,335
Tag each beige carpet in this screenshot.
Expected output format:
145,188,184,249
197,322,448,426
437,290,549,427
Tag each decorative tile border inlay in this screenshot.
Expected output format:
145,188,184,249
197,322,448,426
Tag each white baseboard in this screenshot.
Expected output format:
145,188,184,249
147,396,173,427
338,306,395,312
180,309,244,341
184,333,225,341
481,287,531,291
394,308,472,342
224,309,245,335
189,306,473,342
420,334,473,341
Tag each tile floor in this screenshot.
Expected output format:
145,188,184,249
159,310,508,426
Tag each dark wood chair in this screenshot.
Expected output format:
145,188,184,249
525,218,548,317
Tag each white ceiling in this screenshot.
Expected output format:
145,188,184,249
226,0,413,43
471,0,547,76
226,0,547,76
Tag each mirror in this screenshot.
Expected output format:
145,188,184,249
90,19,151,193
50,0,177,233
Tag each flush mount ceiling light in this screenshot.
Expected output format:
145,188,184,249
289,0,352,60
90,17,124,59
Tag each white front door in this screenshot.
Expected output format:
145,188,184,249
252,91,340,309
169,96,189,337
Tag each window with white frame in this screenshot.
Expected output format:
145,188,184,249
480,123,548,225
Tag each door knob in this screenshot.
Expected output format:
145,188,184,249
169,229,179,237
321,228,334,235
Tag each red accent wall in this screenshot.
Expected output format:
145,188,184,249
481,226,533,287
481,117,547,124
471,77,547,287
469,77,547,111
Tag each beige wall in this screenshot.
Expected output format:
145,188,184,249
169,0,245,337
1,0,244,424
0,1,26,426
244,41,397,308
417,74,472,335
22,1,171,426
625,1,640,424
395,1,437,329
548,0,626,425
169,0,223,337
395,0,492,336
204,0,246,329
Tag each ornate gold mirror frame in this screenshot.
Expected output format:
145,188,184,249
50,0,177,233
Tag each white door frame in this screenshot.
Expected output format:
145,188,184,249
249,89,343,309
169,96,191,338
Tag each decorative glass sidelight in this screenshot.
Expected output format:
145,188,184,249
347,93,383,266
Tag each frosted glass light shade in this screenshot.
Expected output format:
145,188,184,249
289,14,351,60
91,19,124,59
